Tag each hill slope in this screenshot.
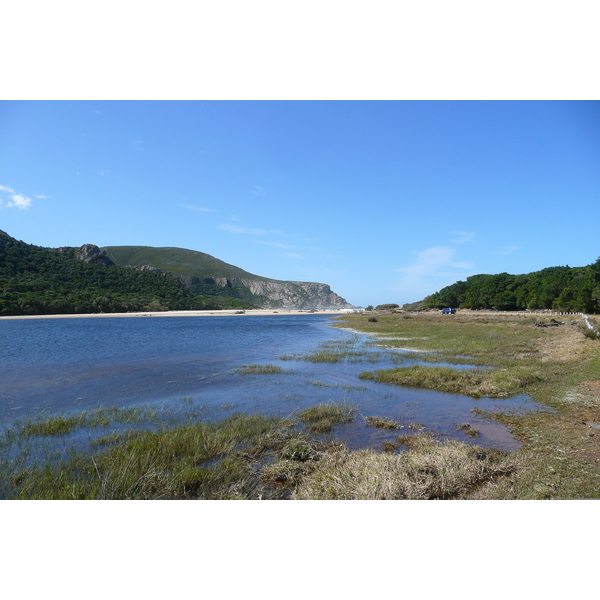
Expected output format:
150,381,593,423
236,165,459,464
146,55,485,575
103,246,263,281
102,245,352,310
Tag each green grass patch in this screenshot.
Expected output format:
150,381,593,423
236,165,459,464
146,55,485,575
359,365,543,398
297,402,356,433
17,405,159,438
6,413,291,499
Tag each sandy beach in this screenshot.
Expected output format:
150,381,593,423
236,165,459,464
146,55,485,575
0,308,359,320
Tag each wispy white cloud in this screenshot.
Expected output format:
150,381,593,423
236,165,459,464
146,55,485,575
218,223,287,236
0,185,34,210
451,231,476,244
7,194,31,209
34,194,48,199
392,246,476,302
183,204,219,213
494,245,520,255
251,185,266,197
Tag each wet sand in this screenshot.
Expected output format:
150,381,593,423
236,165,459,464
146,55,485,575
0,308,358,320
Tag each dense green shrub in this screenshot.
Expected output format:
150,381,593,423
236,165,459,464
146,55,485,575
426,259,600,314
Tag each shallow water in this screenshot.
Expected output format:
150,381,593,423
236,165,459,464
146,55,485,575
0,314,546,451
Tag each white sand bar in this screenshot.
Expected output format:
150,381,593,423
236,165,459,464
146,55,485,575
0,309,355,320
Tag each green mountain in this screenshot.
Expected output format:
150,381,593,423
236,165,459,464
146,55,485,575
425,259,600,313
103,246,264,281
0,231,351,316
102,245,352,310
0,232,254,316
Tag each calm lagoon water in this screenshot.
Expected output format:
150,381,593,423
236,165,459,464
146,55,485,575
0,314,545,451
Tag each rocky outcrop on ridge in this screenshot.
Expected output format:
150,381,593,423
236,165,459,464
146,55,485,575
213,277,351,310
73,244,115,266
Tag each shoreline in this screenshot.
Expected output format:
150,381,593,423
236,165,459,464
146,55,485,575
0,308,359,320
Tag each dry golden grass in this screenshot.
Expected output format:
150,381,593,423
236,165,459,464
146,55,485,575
292,434,522,500
531,324,593,363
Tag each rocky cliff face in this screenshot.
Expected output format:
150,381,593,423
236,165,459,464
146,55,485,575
76,244,352,310
213,277,351,309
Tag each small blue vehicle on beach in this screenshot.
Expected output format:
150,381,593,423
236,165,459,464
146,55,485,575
441,308,456,314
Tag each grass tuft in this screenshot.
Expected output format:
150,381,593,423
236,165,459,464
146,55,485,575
364,416,402,430
297,402,356,434
456,423,481,437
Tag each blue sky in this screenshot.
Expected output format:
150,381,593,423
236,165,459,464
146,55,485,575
1,100,599,307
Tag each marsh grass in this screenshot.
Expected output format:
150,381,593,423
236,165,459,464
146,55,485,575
293,433,522,500
359,364,543,398
17,405,159,438
236,364,289,374
297,402,356,434
279,334,387,364
6,413,292,499
456,423,481,437
308,380,339,388
300,351,344,363
280,348,384,364
334,311,600,498
364,416,402,430
334,312,560,365
1,400,578,500
1,403,362,499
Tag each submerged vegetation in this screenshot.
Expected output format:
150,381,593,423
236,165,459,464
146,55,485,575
0,402,523,500
236,364,289,375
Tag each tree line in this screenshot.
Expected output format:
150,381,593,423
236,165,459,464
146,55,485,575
426,259,600,314
0,234,255,316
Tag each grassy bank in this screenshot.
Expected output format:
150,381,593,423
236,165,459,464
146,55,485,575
333,311,600,498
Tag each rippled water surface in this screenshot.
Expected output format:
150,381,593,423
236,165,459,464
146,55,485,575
0,314,546,450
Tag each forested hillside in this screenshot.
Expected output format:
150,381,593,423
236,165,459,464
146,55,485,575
0,231,254,316
426,259,600,313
